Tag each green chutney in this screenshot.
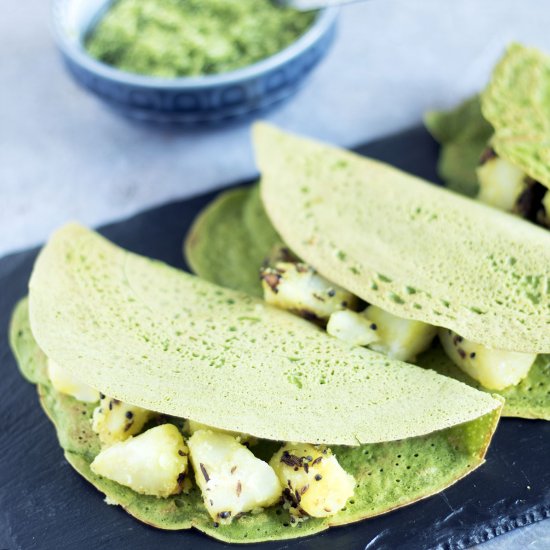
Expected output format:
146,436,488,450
85,0,316,78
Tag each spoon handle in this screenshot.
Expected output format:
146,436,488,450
278,0,369,11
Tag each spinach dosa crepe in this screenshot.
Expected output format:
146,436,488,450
186,125,549,420
426,43,550,227
10,224,502,543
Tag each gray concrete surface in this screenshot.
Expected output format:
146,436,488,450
0,0,548,547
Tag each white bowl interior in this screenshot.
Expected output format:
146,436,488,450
57,0,113,45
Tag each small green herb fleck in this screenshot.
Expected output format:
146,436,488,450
237,316,261,322
388,292,405,304
336,251,347,261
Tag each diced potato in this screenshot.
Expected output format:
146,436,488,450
327,310,379,347
186,420,256,446
270,443,355,518
439,328,536,390
92,394,155,446
90,424,188,498
47,358,99,403
365,305,436,362
187,430,282,524
260,261,357,321
477,153,526,211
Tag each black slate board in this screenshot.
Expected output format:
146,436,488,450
0,127,548,550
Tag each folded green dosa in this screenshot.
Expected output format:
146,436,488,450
253,124,549,354
30,224,501,444
9,224,503,543
425,43,550,194
185,133,550,420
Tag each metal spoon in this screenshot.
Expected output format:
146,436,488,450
275,0,368,10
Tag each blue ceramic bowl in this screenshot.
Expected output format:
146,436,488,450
51,0,338,125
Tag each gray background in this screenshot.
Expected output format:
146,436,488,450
1,0,549,547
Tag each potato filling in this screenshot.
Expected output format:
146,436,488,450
261,255,535,388
270,443,355,519
439,328,535,390
45,356,359,524
187,430,282,524
92,394,156,445
91,424,188,497
477,145,549,227
47,358,99,403
260,261,357,321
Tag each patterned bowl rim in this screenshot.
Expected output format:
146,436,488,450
51,0,339,89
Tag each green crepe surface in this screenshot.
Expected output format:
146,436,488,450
10,298,500,543
424,95,493,196
185,186,279,297
184,186,550,420
482,43,550,189
184,186,291,297
254,124,550,354
29,224,501,446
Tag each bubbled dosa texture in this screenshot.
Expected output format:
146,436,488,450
12,294,500,543
482,43,550,189
184,186,550,420
28,224,501,446
254,124,550,353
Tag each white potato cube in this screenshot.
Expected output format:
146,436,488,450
365,305,436,362
477,153,526,211
261,262,357,321
439,328,536,390
91,424,188,497
327,309,379,347
186,420,256,446
188,429,282,524
92,394,155,446
48,358,99,403
270,443,355,518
